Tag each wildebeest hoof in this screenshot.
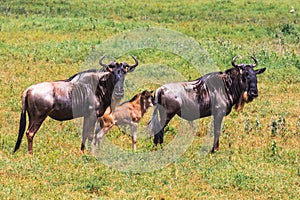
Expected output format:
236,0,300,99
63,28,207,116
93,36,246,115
211,147,218,154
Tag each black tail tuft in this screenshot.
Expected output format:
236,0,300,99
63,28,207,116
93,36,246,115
13,93,27,153
147,88,165,142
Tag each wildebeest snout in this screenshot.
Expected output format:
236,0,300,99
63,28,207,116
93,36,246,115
249,88,258,98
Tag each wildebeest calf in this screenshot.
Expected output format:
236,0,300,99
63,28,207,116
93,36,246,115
94,90,154,151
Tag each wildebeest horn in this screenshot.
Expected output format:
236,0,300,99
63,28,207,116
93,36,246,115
99,55,109,68
129,56,138,69
250,56,258,67
231,56,244,68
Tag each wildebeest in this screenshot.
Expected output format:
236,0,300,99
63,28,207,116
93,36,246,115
94,90,154,151
13,55,138,154
147,56,266,153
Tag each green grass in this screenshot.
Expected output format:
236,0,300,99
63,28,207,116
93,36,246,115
1,0,300,199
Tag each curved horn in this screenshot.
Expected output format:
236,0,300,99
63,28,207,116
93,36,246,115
231,55,244,68
231,56,238,67
99,55,109,68
129,55,138,69
250,56,258,67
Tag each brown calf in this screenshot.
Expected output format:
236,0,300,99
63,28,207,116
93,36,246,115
94,90,154,152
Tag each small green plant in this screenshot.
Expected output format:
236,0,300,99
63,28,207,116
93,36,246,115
271,119,278,137
84,177,109,195
255,117,262,132
233,172,253,190
270,140,282,160
281,23,295,35
244,117,252,134
270,116,287,137
271,140,278,157
164,125,177,136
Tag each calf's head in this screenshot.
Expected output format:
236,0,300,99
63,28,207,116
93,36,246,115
141,90,154,110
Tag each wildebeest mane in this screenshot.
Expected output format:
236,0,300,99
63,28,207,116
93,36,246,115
128,93,140,102
67,69,115,117
192,69,247,112
115,93,140,107
223,67,247,111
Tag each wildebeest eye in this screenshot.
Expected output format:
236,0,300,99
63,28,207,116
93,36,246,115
244,70,251,77
117,69,123,75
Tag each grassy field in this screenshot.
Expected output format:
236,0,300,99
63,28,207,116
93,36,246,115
0,0,299,199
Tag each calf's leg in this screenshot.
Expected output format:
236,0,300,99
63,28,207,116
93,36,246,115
94,124,114,153
130,124,138,151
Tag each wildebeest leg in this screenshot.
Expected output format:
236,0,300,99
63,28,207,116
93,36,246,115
154,112,175,147
130,123,138,151
211,114,224,153
93,121,101,153
81,115,96,153
26,115,47,154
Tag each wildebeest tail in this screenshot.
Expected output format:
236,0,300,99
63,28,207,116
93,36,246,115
13,91,28,153
147,89,164,136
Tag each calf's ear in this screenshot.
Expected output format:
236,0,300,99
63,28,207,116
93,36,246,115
255,68,266,74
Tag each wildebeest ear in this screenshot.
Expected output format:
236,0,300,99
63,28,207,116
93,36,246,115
141,90,146,95
239,68,243,74
106,61,117,73
106,66,113,73
127,67,136,72
239,67,245,74
255,68,266,74
121,62,135,73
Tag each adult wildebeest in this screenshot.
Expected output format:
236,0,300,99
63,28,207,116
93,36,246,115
94,90,154,151
13,55,138,154
148,56,266,153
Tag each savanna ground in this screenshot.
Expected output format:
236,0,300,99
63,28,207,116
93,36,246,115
0,0,299,199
